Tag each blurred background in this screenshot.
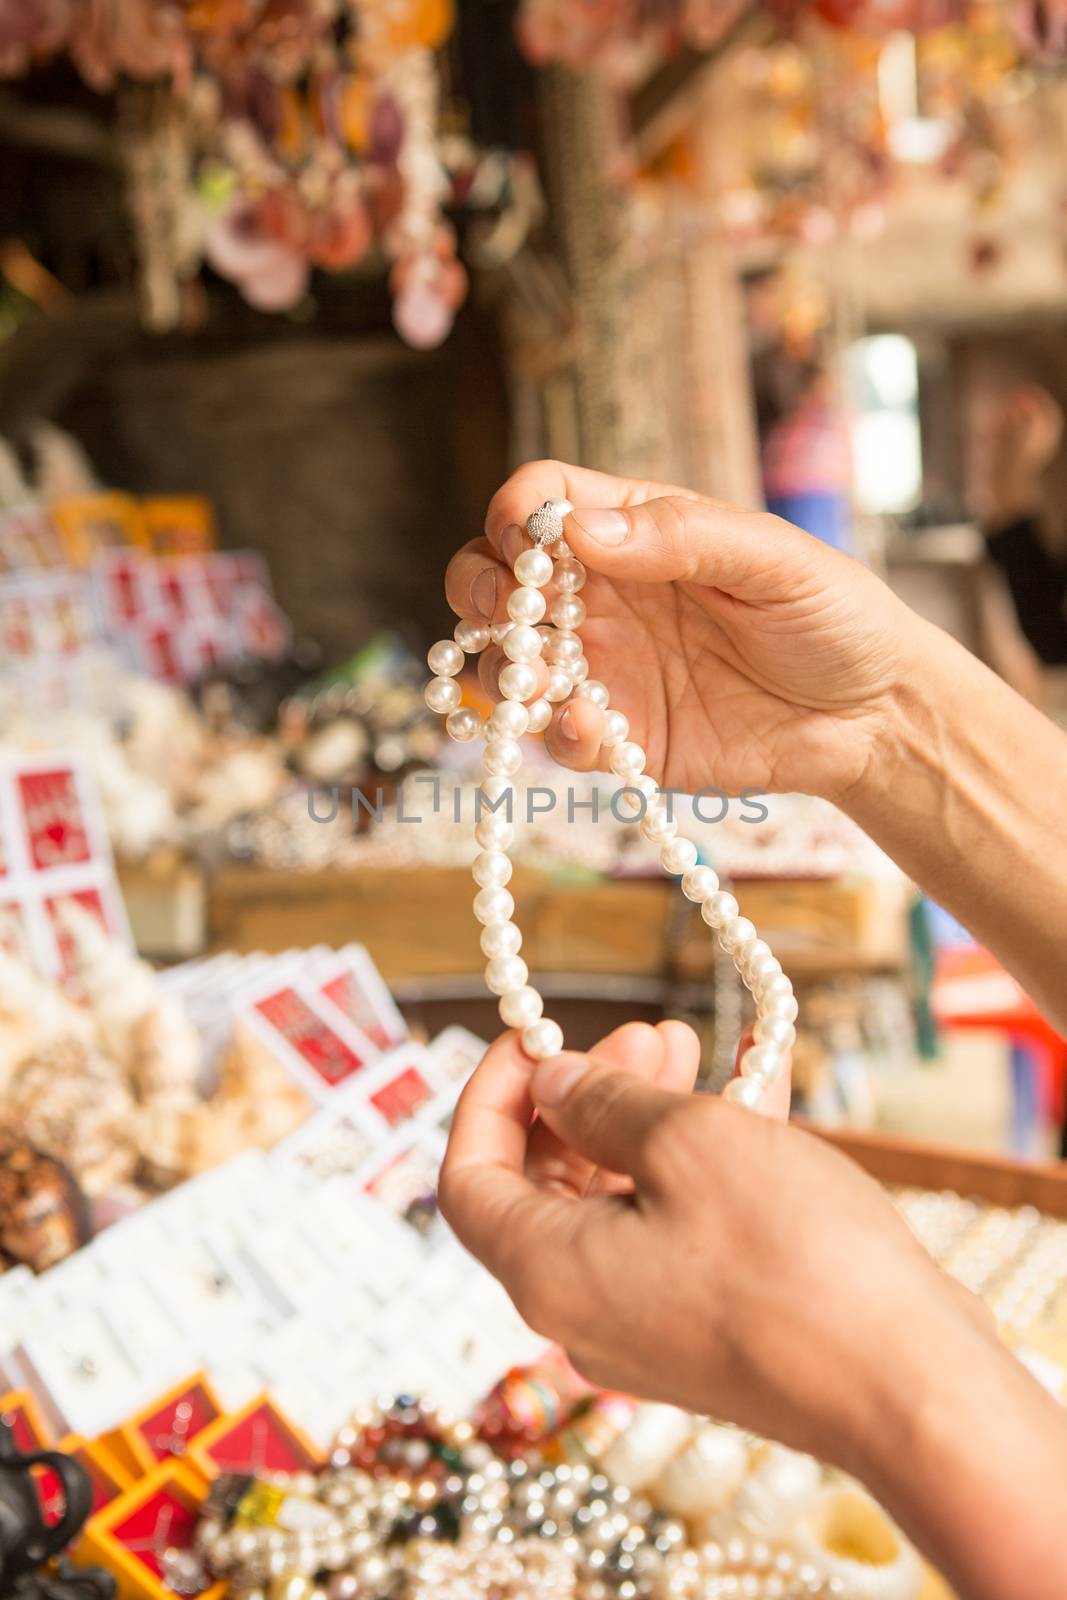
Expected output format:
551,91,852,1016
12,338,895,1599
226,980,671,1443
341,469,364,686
3,7,1067,1593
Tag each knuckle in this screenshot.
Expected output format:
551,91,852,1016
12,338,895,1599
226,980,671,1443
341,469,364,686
648,496,693,560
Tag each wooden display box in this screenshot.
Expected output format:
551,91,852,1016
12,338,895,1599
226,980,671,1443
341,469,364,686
114,1372,223,1476
813,1124,1067,1219
185,1394,324,1482
75,1460,223,1600
59,1434,132,1519
0,1387,53,1452
209,865,906,982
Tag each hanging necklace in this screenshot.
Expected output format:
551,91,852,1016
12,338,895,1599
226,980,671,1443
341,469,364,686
424,500,798,1111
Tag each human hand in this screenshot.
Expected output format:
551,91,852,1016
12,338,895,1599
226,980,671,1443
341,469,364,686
439,1020,979,1472
445,461,924,804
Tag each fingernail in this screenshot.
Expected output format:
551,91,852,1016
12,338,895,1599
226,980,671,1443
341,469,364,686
558,706,579,741
572,508,629,545
532,1054,589,1107
501,524,524,566
470,567,497,620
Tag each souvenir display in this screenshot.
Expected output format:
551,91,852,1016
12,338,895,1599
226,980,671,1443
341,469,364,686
424,501,797,1105
0,1144,88,1275
0,1,534,346
0,923,429,1235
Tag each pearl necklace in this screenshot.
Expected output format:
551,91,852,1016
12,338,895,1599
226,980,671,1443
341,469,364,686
425,500,798,1111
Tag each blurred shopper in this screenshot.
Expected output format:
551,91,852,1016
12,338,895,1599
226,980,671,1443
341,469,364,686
982,381,1067,664
760,359,855,554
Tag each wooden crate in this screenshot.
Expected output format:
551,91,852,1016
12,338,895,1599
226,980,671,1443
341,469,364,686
812,1124,1067,1218
208,866,907,984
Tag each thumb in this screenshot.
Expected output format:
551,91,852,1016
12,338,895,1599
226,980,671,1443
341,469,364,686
564,495,831,602
530,1050,681,1182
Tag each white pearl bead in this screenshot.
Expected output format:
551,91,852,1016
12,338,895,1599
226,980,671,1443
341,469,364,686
481,921,522,958
602,709,629,746
522,1018,564,1060
660,838,698,876
570,656,590,684
545,666,573,702
454,619,491,653
548,631,583,667
499,986,544,1028
476,800,511,838
472,850,512,888
485,955,529,995
763,991,799,1023
719,916,758,956
741,939,773,977
610,741,646,778
555,559,586,593
514,548,554,587
445,706,483,742
474,886,514,925
682,865,719,902
498,662,539,701
739,1044,785,1084
525,697,552,733
551,595,587,631
641,806,677,844
701,891,740,927
502,623,542,664
489,700,530,738
762,972,793,1003
507,586,547,625
749,953,783,988
615,775,658,817
427,639,463,677
491,621,514,643
576,679,609,708
425,676,461,713
723,1077,764,1111
754,1015,796,1050
483,737,522,776
554,537,573,558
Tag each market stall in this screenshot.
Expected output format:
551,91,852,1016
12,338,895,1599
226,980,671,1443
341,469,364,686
3,0,1067,1594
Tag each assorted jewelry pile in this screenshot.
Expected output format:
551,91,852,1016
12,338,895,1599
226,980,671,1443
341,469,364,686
424,499,798,1106
192,1396,852,1600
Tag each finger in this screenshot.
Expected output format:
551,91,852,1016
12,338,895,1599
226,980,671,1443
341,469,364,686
529,1054,682,1185
478,644,550,703
445,540,516,624
484,462,692,557
545,696,607,772
655,1019,702,1092
733,1026,792,1121
440,1029,567,1282
562,495,838,604
524,1022,666,1196
441,1033,623,1336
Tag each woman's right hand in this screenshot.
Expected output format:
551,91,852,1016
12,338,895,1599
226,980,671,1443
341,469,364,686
445,461,925,804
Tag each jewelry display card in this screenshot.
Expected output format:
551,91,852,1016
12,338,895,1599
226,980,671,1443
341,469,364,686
0,753,131,980
310,945,410,1052
237,972,383,1099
